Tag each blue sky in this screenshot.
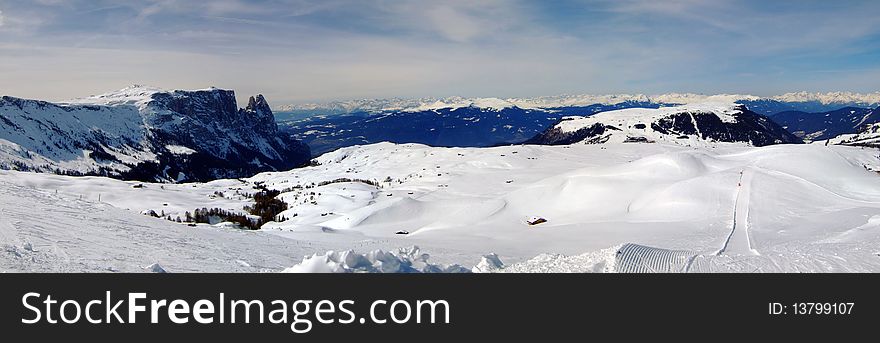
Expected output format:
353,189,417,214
1,0,880,105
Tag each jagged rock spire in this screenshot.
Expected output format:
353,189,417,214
247,94,271,113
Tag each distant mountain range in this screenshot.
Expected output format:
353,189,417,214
280,92,880,116
0,86,310,182
278,92,880,155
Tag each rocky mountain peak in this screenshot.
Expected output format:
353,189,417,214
0,87,311,182
246,94,272,116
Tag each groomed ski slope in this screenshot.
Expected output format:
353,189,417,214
2,142,880,272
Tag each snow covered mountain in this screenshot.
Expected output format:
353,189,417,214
825,122,880,148
0,86,311,182
771,107,879,142
772,91,880,106
525,103,802,147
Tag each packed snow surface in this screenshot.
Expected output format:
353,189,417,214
3,139,880,272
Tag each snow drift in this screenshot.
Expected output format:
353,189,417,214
282,246,471,273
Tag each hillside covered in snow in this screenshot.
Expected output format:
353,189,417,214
0,86,311,182
4,132,880,272
825,122,880,148
526,103,801,146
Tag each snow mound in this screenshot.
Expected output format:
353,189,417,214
145,263,167,273
498,246,621,273
281,246,471,273
471,253,505,273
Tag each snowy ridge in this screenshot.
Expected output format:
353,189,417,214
64,84,234,108
772,91,880,105
278,97,456,114
279,92,880,114
280,93,748,113
528,102,801,147
63,84,167,108
404,97,515,112
280,96,519,114
652,93,762,104
507,94,651,109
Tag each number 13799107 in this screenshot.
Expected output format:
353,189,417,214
769,302,854,315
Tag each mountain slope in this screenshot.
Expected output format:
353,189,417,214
825,122,880,148
0,86,311,182
772,107,878,141
525,103,802,147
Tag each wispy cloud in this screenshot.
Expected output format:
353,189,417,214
1,0,879,104
603,0,880,53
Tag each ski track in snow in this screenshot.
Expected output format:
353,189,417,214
717,168,759,256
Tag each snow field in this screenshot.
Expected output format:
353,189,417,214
3,141,880,272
